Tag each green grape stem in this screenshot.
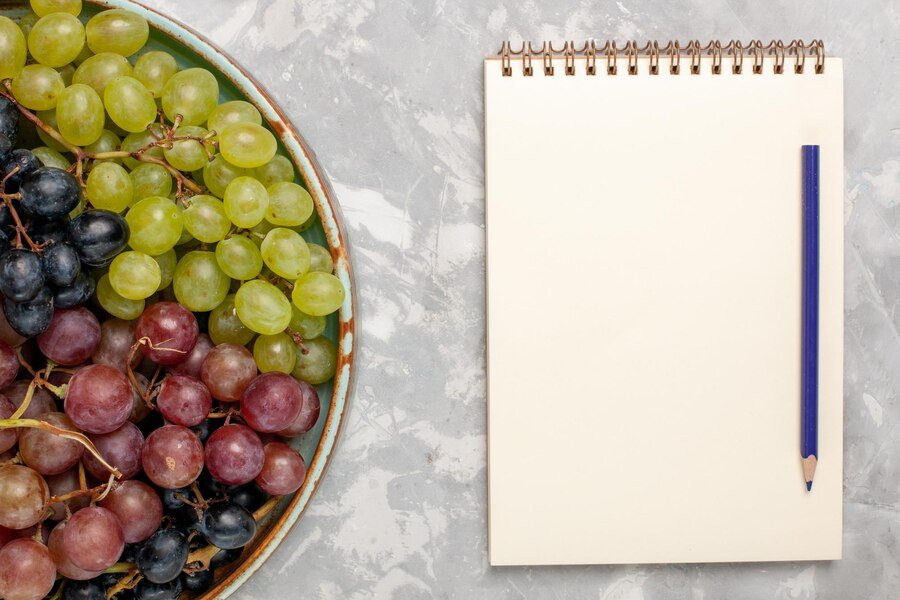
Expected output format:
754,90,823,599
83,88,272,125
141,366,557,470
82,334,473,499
0,418,123,478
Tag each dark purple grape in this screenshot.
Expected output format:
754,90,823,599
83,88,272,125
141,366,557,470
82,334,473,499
209,546,242,569
181,569,214,594
134,577,182,600
0,134,11,164
42,242,80,287
229,484,266,512
28,217,69,246
0,98,18,145
54,271,96,309
159,487,188,511
61,579,106,600
136,528,189,584
67,210,129,267
2,149,40,191
200,502,256,549
19,167,82,220
0,248,44,302
3,286,54,337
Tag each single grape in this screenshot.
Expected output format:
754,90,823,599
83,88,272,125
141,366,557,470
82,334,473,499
292,271,345,316
261,227,311,279
163,125,211,172
183,195,230,243
137,528,189,584
0,306,24,347
61,580,107,600
234,279,292,335
55,83,104,145
3,286,54,337
308,243,334,273
109,251,161,300
62,506,124,571
135,578,183,600
0,396,17,453
31,0,82,17
168,333,212,379
151,248,176,291
278,380,320,436
289,306,325,340
82,420,143,480
68,208,130,266
54,275,97,309
20,166,82,219
161,67,218,126
3,380,56,419
19,411,84,475
223,175,269,228
126,196,183,255
214,235,263,280
209,546,243,569
202,154,247,198
141,424,204,488
0,538,57,600
201,502,256,550
2,149,41,189
200,343,256,402
120,124,164,169
292,336,337,385
99,480,162,543
0,248,44,302
85,9,148,57
48,521,103,581
256,442,306,495
45,468,89,521
72,51,132,94
36,306,100,365
204,424,264,485
134,301,200,365
86,161,132,212
219,122,277,169
253,332,297,374
96,273,144,319
104,75,157,132
265,181,314,226
28,12,84,68
252,154,295,188
34,108,67,151
83,128,120,163
0,464,49,529
92,317,136,369
207,100,261,135
57,63,75,85
182,568,214,595
240,372,303,433
32,145,69,169
156,375,211,427
133,50,177,97
129,163,173,204
64,363,132,434
10,63,64,110
172,250,230,312
208,294,254,346
229,483,266,512
0,17,27,80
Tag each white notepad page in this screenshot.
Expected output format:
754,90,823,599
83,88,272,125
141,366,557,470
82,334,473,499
485,55,843,565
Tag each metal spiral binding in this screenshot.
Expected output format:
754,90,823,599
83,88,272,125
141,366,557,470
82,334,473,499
497,39,826,77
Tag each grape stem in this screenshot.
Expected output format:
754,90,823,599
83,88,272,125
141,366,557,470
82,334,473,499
105,568,142,599
50,472,116,504
0,418,123,478
0,165,44,252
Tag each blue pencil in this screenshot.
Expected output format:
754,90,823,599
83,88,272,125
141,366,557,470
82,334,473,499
801,145,819,492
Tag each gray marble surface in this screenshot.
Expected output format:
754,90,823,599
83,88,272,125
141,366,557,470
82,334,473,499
137,0,898,597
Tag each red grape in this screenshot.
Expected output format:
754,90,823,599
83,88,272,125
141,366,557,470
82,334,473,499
64,364,132,434
0,465,49,530
157,375,212,427
240,372,303,433
45,468,89,521
0,395,17,453
0,538,56,600
169,332,213,378
92,318,140,371
82,421,144,480
3,381,56,419
0,526,10,550
200,343,257,402
0,341,18,389
36,307,101,366
278,380,320,437
0,304,25,348
134,302,199,366
99,480,162,543
19,412,84,475
62,506,124,571
256,442,307,495
47,520,102,580
142,425,204,489
204,424,264,485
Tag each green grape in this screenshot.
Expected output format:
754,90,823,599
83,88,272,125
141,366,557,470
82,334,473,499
291,271,345,316
30,0,81,16
289,305,325,340
183,195,230,243
11,64,64,110
86,161,132,212
214,235,262,280
296,209,317,232
0,17,26,79
161,68,218,126
17,12,39,39
55,83,104,145
34,109,67,151
96,273,144,320
247,219,275,248
72,43,91,65
28,13,84,68
109,250,160,300
291,336,337,385
202,154,246,198
223,176,269,228
133,50,177,98
120,124,164,169
209,294,255,345
265,181,313,226
72,52,132,94
174,202,194,245
253,332,297,374
83,129,120,163
308,243,334,273
218,122,277,169
85,9,148,57
130,163,172,204
32,146,69,169
56,63,74,85
260,228,310,280
163,126,211,172
173,251,230,312
234,279,292,335
104,76,156,132
126,196,183,255
152,248,176,291
252,154,294,188
206,100,261,136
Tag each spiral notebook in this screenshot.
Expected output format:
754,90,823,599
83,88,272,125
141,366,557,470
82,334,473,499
485,40,844,566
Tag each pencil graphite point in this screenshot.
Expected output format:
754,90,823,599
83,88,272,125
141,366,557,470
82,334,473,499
802,455,817,492
806,481,813,492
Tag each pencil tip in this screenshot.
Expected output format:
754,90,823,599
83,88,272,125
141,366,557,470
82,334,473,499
806,481,813,492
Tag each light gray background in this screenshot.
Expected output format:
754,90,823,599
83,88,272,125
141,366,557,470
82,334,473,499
138,0,898,598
